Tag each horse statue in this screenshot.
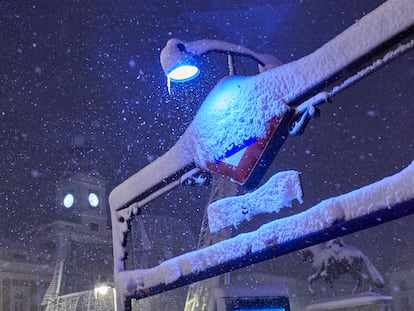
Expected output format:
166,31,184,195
300,238,385,296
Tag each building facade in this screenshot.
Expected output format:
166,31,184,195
0,171,114,311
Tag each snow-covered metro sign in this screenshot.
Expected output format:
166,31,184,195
205,114,290,186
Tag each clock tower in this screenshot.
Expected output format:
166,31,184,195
40,135,114,308
56,171,109,234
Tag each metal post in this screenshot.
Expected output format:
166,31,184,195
124,298,132,311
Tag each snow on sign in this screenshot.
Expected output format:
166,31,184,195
205,114,291,186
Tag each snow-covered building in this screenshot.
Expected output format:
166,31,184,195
0,171,114,310
0,237,52,310
0,169,200,310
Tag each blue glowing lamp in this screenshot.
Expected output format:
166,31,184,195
160,38,282,86
168,64,200,82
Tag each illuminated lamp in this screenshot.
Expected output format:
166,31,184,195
160,38,281,83
94,281,117,310
94,283,110,297
160,39,200,86
168,64,200,82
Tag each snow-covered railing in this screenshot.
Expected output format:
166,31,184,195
121,161,414,301
52,289,116,311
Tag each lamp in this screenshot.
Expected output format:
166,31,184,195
94,283,110,297
160,38,282,84
94,281,117,311
168,64,200,82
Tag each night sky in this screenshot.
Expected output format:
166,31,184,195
1,0,413,258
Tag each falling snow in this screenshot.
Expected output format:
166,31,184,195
1,0,414,310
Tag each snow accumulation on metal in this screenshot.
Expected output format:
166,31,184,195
121,161,414,300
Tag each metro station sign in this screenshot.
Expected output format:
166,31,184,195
205,112,292,189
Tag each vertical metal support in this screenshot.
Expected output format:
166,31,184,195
224,273,231,286
184,176,239,311
227,54,235,76
124,299,132,311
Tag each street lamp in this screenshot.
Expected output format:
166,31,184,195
94,281,117,311
160,38,282,91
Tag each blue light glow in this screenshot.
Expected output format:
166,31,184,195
233,309,285,311
168,65,199,82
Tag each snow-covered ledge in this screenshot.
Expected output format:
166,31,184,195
119,161,414,301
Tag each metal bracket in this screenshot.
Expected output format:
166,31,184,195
288,92,330,136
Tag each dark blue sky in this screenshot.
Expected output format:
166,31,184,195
1,0,413,242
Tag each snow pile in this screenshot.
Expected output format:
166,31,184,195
208,170,303,233
118,161,414,296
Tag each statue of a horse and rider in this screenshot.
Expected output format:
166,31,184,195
301,238,385,296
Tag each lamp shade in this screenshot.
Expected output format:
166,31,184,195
160,39,200,82
167,64,199,82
